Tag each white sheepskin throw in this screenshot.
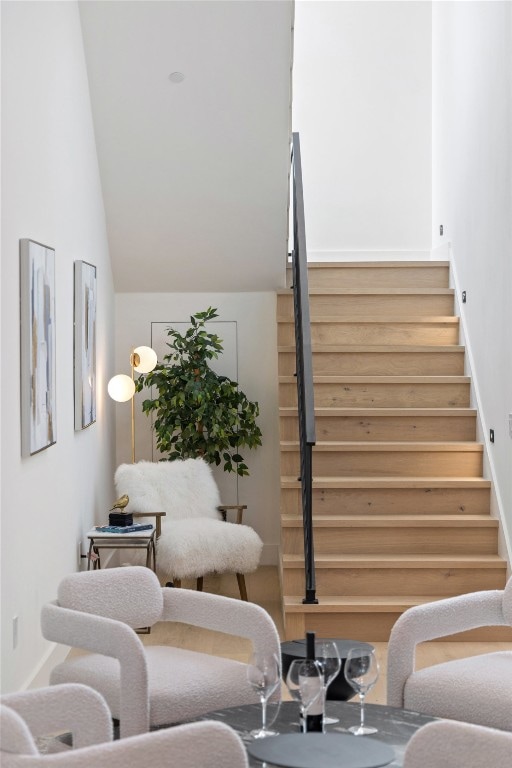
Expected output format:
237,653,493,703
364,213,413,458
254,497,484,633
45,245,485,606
114,459,263,580
115,458,221,520
157,518,263,580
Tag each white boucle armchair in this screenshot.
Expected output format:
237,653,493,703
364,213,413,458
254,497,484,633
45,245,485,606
1,683,248,767
403,720,512,768
114,458,263,600
41,566,281,739
387,579,512,731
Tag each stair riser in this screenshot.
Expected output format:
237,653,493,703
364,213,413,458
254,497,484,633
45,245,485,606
281,450,482,477
300,266,450,291
282,566,506,597
280,415,476,442
284,611,512,642
278,322,459,347
277,293,455,319
282,527,497,556
280,487,491,516
279,382,470,408
278,351,465,376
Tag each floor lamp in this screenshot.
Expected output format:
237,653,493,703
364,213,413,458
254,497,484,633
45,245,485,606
108,346,157,463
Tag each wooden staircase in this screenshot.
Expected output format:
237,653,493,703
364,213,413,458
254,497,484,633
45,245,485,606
278,261,510,641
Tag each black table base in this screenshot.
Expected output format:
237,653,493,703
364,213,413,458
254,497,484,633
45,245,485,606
281,638,375,701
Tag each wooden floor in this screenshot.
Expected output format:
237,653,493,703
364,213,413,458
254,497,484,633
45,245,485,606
143,566,511,705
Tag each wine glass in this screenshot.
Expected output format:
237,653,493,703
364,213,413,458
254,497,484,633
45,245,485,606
285,658,323,733
246,652,280,738
315,640,342,725
344,646,380,735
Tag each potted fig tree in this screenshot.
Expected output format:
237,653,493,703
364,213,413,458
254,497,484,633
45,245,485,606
135,307,262,476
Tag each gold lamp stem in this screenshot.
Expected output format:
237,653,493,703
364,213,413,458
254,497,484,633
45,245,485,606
130,351,140,464
109,347,155,467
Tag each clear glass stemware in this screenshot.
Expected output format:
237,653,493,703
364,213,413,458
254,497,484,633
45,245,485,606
315,640,342,725
343,646,380,735
246,652,280,739
285,658,323,733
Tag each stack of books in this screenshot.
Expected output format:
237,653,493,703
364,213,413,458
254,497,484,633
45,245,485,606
94,523,154,534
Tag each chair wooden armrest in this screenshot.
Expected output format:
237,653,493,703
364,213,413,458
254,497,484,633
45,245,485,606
132,511,166,538
217,505,247,524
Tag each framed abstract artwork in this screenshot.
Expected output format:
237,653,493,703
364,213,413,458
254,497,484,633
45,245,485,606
20,239,57,456
74,260,97,429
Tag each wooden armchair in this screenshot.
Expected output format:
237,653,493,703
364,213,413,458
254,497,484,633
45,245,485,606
114,459,262,600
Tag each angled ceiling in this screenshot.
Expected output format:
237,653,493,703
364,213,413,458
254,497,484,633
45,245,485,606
79,0,293,292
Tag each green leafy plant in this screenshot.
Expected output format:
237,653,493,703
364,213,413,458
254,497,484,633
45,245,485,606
135,308,262,476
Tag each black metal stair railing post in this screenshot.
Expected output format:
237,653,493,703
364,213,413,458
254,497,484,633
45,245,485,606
290,132,317,605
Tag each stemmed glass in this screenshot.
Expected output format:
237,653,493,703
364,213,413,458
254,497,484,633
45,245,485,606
343,646,380,735
246,652,281,739
315,640,342,725
285,658,323,733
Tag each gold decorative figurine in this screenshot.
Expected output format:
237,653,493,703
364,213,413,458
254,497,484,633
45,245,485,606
110,494,129,512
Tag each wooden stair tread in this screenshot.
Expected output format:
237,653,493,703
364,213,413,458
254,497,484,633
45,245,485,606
280,441,483,452
294,261,450,269
280,376,469,385
279,375,470,384
277,288,455,296
281,514,497,527
281,476,491,489
279,407,476,417
278,344,464,353
277,316,459,324
282,553,506,567
284,595,455,611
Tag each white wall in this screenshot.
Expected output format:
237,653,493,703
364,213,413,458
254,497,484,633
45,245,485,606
115,293,281,564
293,0,432,259
1,1,116,692
432,1,512,555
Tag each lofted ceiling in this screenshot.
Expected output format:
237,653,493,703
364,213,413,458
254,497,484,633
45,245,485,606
78,0,294,293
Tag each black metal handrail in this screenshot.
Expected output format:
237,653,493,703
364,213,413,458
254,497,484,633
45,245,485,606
290,133,317,605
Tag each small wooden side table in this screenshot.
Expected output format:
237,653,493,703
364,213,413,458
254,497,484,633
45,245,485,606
86,526,157,573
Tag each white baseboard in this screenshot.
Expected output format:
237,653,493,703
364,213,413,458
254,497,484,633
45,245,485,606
306,250,431,262
23,642,70,691
446,242,511,569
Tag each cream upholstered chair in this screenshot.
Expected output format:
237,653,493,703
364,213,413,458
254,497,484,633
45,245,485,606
403,720,512,768
1,683,248,767
115,458,263,600
41,566,281,739
387,579,512,730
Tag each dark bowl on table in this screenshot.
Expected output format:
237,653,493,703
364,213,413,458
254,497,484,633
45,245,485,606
281,639,375,701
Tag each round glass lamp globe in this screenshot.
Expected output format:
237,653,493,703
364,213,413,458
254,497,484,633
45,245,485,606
133,346,158,373
108,374,135,402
